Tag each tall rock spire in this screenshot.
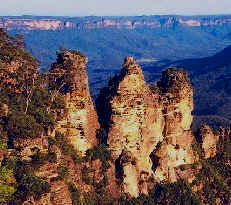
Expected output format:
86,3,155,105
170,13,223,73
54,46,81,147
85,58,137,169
97,59,197,197
103,56,164,197
49,50,99,156
153,68,195,182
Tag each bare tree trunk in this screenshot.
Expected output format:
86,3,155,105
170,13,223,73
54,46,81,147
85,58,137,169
25,77,35,114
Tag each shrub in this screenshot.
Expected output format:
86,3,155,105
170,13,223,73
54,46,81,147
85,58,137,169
57,164,69,179
0,183,16,204
68,182,81,205
0,139,7,150
7,111,43,139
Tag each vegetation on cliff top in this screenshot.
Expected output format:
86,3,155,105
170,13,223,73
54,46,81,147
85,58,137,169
0,29,65,204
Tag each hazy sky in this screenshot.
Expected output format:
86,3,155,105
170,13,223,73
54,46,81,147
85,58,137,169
1,0,231,16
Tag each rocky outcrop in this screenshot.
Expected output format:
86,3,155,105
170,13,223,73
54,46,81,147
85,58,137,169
200,124,219,159
13,136,48,161
50,181,72,205
49,50,99,156
153,68,195,182
99,59,196,197
102,57,163,197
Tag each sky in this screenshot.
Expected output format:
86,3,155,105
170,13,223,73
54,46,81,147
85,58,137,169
1,0,231,16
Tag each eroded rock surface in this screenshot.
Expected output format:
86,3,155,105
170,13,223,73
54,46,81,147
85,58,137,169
49,50,99,156
154,68,195,183
99,60,196,197
103,57,164,197
200,124,218,159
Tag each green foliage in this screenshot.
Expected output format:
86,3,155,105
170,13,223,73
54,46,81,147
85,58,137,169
0,29,66,145
7,158,50,204
0,166,14,183
2,157,18,171
0,183,16,204
0,139,7,150
85,144,112,173
119,180,201,205
0,164,16,204
57,164,69,179
0,28,37,66
192,142,203,159
68,182,81,205
28,86,66,131
20,174,50,200
1,84,65,141
81,166,91,185
6,110,43,139
85,144,112,162
51,92,66,110
82,189,112,205
192,160,230,203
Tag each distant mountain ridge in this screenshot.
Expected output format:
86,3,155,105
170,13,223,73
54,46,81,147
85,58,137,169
3,14,231,107
2,15,231,30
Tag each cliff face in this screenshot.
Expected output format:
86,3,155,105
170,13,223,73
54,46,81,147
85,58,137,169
102,58,196,197
2,15,231,30
154,68,195,183
200,124,219,159
107,57,164,197
49,50,99,156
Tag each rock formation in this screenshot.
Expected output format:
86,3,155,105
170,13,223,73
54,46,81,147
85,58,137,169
49,50,99,156
153,68,195,182
106,57,164,197
1,32,228,202
99,59,196,197
200,124,219,159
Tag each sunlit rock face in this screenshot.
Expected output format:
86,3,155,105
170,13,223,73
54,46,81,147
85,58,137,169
153,68,195,182
2,16,231,31
2,18,63,30
200,124,219,159
49,50,99,156
99,58,197,197
105,57,164,197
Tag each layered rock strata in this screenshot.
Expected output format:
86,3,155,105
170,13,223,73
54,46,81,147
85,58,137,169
2,15,231,31
154,68,195,182
200,124,219,159
105,57,164,197
49,50,99,156
103,59,196,197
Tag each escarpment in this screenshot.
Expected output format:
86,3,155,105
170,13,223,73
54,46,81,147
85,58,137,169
49,50,99,156
3,15,231,31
